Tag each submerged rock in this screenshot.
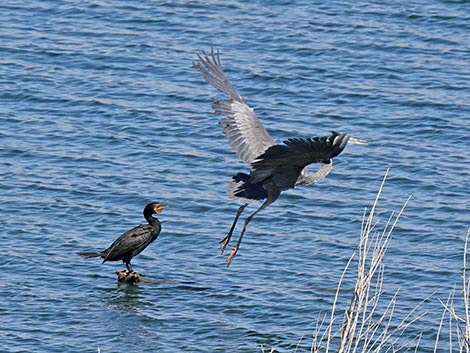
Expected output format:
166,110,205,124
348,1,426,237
116,269,143,284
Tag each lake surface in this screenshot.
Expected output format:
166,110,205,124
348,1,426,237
1,0,468,352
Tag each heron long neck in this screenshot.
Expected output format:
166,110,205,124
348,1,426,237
297,161,333,186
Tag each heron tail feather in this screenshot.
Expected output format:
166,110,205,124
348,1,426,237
228,173,267,202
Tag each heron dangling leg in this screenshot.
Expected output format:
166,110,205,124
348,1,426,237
226,187,280,266
220,203,248,254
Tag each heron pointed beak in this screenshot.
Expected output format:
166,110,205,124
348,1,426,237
348,136,368,145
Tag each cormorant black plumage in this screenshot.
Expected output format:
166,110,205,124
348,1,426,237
78,202,166,273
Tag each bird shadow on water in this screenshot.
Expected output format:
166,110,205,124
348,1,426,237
112,284,143,312
98,276,166,314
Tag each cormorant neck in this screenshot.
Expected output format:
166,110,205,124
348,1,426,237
143,208,161,228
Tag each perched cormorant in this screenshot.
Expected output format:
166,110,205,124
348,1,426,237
78,202,166,272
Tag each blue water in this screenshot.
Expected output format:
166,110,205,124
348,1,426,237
1,0,469,352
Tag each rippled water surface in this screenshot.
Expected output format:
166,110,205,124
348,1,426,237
1,1,469,352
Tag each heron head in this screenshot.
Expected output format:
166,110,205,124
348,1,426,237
327,131,367,159
347,136,368,145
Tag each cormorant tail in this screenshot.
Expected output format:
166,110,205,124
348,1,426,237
77,251,103,259
228,172,267,202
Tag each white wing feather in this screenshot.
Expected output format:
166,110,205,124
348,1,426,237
194,48,332,186
194,48,275,164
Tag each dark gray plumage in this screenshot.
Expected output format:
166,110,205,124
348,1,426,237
194,48,367,266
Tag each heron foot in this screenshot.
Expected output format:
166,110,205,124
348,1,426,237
226,246,238,267
219,234,232,254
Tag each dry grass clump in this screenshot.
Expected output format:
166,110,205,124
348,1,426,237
434,228,470,353
309,169,425,353
265,169,428,352
263,169,470,352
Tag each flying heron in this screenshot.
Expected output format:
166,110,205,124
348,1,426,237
194,48,367,266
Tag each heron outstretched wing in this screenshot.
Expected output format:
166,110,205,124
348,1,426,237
194,48,275,164
250,132,349,184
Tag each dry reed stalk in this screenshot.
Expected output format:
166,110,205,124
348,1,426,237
263,169,428,353
464,229,470,351
436,228,470,353
313,168,427,352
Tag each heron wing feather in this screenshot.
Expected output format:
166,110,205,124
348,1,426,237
194,48,275,163
251,133,349,183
